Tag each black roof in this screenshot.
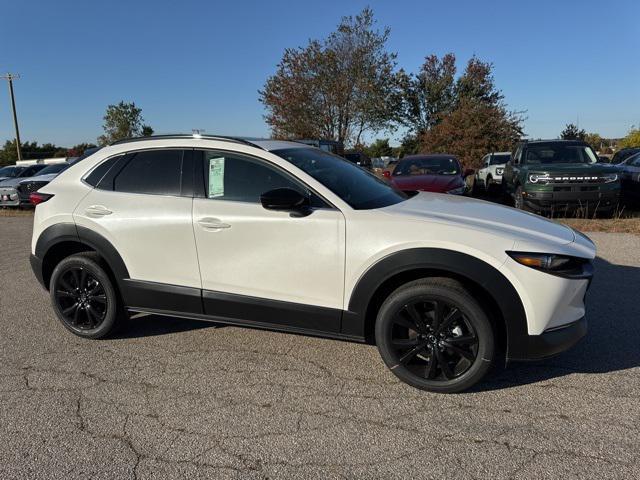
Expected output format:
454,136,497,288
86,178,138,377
401,153,459,160
520,139,589,146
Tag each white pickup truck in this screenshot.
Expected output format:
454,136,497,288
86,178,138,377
474,152,511,193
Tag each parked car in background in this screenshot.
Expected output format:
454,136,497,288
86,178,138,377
0,165,27,182
502,140,620,215
344,151,372,169
30,134,595,393
474,152,511,193
0,164,48,206
14,162,71,206
611,147,640,165
384,154,473,195
617,151,640,203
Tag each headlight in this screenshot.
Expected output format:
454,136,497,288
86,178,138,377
507,251,592,278
446,186,466,195
602,173,618,183
528,173,551,184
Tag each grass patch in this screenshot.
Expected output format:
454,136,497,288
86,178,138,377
559,217,640,234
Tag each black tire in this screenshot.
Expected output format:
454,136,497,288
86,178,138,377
375,278,494,393
49,253,123,339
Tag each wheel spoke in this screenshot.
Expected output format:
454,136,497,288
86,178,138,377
59,276,74,293
443,341,475,362
425,350,437,379
85,306,97,327
444,334,476,346
55,290,75,299
435,348,454,379
391,338,421,349
79,269,88,290
399,342,429,365
62,303,79,316
392,314,419,332
87,282,102,296
436,308,461,334
431,301,444,331
71,269,81,289
405,304,428,333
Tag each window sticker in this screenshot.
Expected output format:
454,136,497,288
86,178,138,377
208,156,225,197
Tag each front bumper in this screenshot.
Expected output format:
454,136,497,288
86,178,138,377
508,316,587,361
523,188,619,211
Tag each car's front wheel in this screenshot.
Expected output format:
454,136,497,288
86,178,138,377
49,253,123,339
375,278,494,393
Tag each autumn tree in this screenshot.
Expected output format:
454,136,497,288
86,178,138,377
365,138,393,158
260,8,402,146
619,127,640,148
98,101,151,145
560,123,586,141
584,132,604,151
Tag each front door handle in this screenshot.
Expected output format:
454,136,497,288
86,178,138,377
85,205,112,216
197,217,231,230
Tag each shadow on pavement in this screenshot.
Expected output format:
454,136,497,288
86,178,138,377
481,256,640,390
114,313,218,339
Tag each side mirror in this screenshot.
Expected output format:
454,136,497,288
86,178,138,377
260,188,309,213
382,170,391,179
463,168,475,178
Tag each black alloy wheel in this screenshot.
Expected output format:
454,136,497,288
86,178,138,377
50,253,122,339
376,278,494,393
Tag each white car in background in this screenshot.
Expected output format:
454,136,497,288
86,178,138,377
474,152,511,193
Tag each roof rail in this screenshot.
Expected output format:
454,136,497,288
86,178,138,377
109,134,265,149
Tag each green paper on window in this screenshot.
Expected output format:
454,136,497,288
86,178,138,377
208,157,225,197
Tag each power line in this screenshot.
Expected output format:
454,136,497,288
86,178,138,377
2,73,22,161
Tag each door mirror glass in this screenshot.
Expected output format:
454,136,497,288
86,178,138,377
260,188,309,212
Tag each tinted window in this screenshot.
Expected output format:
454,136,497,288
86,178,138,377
19,165,47,177
524,144,597,164
85,155,123,187
394,157,460,176
273,148,407,210
202,151,313,204
113,150,183,195
36,163,69,175
490,154,510,165
0,166,21,177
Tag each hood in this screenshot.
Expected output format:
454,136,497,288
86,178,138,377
390,174,464,193
1,173,59,188
383,192,576,245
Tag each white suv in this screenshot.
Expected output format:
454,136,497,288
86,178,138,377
30,135,595,393
474,152,511,192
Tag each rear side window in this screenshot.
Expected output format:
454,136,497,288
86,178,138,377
85,155,123,187
113,150,184,196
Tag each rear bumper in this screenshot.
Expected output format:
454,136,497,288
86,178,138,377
508,316,587,361
30,254,46,289
524,189,619,211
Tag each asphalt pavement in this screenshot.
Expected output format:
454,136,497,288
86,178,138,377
1,215,639,479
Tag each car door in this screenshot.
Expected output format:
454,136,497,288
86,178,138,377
73,148,202,312
192,150,346,332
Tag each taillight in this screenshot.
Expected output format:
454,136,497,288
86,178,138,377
30,192,54,206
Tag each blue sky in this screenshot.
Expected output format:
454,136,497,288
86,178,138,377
1,0,639,147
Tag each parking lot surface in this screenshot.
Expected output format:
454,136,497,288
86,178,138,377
1,215,639,479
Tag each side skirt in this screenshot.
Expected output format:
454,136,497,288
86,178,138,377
126,307,366,344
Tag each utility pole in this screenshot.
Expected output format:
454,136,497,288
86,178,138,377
2,73,22,161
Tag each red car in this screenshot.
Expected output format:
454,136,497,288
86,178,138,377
383,154,473,195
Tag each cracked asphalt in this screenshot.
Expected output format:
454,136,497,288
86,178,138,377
1,215,639,479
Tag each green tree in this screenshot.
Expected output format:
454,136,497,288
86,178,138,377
584,132,604,151
619,127,640,148
67,143,98,157
97,101,149,145
260,8,402,146
365,138,393,158
0,140,68,165
141,125,154,136
560,123,586,140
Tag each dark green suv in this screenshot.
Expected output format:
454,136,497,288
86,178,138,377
502,140,620,214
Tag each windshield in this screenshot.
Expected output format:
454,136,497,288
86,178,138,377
490,154,510,165
524,144,597,165
36,163,69,175
272,148,407,210
394,157,460,176
0,166,24,178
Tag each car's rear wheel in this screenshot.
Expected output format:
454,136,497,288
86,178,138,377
375,278,494,393
49,253,123,339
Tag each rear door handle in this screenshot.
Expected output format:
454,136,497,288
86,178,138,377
85,205,112,216
197,217,231,230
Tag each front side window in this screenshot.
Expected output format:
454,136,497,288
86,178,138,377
524,145,597,165
113,149,183,196
272,147,407,210
201,151,313,204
